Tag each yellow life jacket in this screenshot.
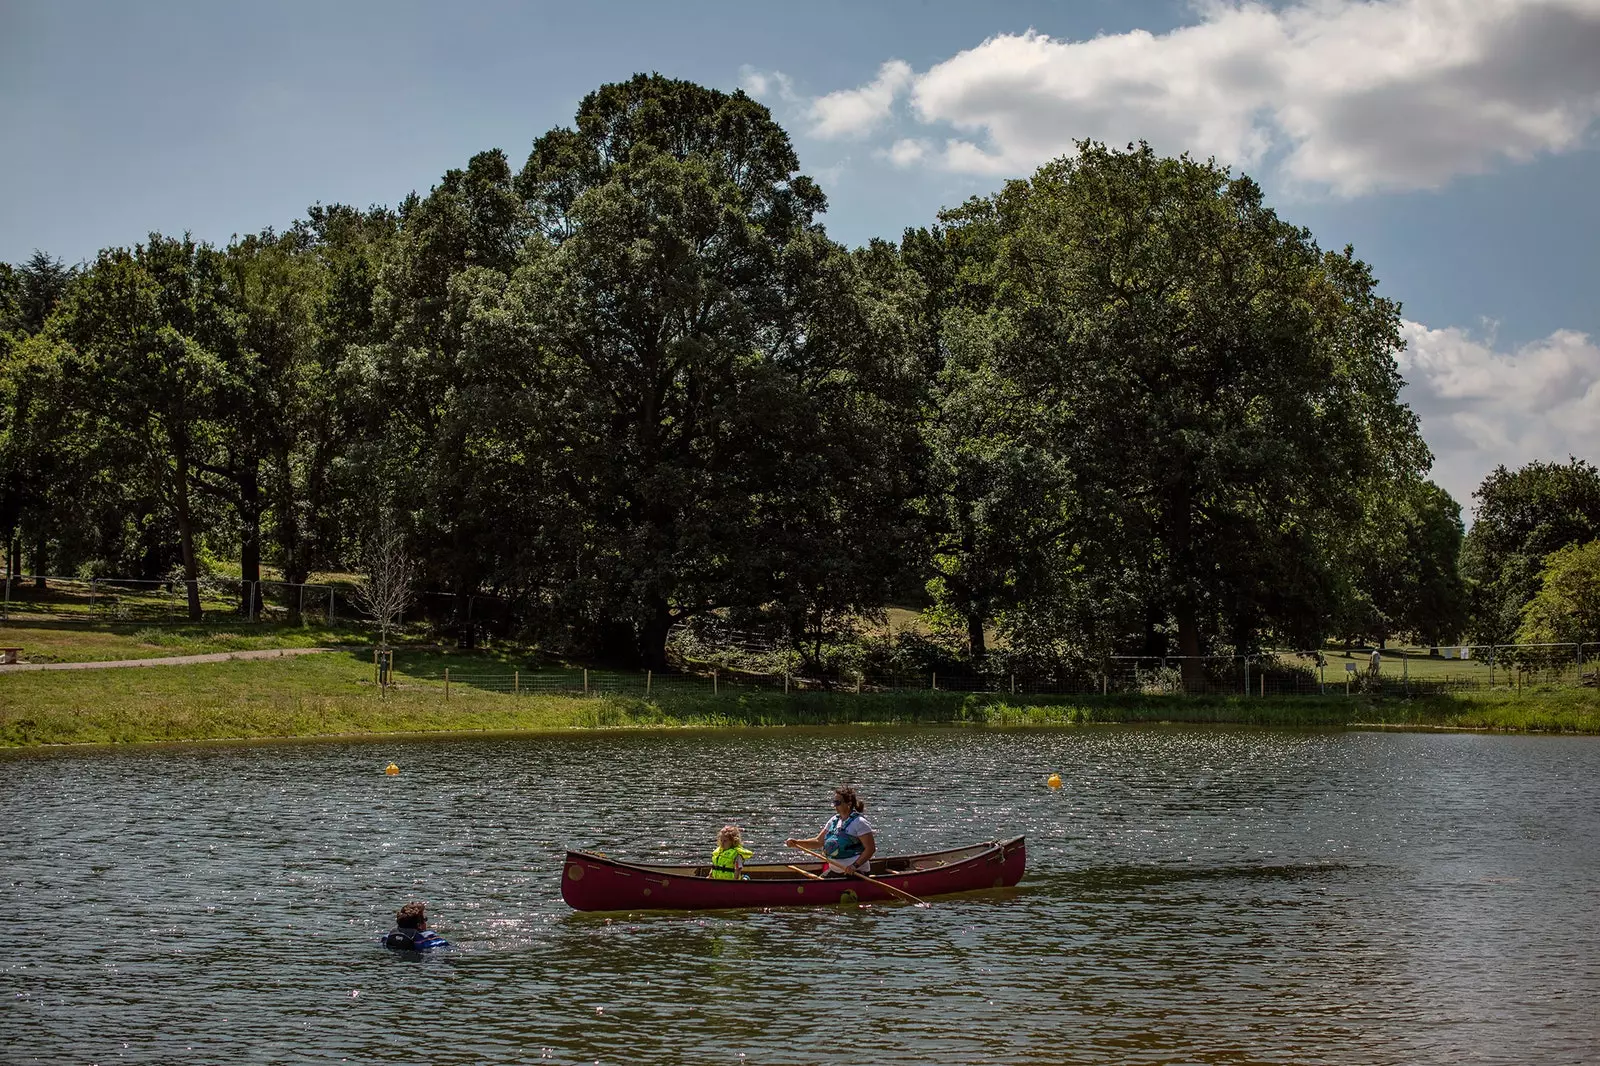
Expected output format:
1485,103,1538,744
710,844,753,879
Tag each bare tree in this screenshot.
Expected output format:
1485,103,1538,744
351,519,416,652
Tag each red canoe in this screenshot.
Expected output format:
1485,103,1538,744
560,836,1026,911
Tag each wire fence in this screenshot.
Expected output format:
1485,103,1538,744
408,645,1595,701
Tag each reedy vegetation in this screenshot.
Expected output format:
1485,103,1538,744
1,75,1594,676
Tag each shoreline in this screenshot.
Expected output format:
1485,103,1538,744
3,686,1597,749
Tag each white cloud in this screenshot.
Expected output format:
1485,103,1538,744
739,66,798,104
881,138,930,167
808,59,914,138
812,0,1600,193
1398,320,1600,508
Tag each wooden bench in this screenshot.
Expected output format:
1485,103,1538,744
0,647,21,665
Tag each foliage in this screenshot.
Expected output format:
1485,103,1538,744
1463,458,1600,643
1515,540,1600,646
1338,479,1468,646
907,142,1429,687
0,81,1553,675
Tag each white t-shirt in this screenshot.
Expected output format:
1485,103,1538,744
826,812,875,868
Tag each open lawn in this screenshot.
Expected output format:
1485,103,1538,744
0,620,367,663
1,646,1595,747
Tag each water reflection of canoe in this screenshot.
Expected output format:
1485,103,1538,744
561,836,1026,911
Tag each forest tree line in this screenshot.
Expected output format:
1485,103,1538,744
2,75,1597,681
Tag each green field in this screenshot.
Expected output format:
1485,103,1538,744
0,620,366,663
1,642,1595,747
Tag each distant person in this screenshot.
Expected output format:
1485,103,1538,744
382,901,448,951
710,825,753,880
1369,647,1382,680
786,786,875,877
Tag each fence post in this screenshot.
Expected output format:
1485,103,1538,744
783,672,788,694
647,669,652,696
328,587,335,626
713,670,719,696
1260,671,1264,697
445,667,450,701
583,668,589,696
1101,673,1107,696
88,577,96,619
931,671,936,692
1403,654,1408,696
1243,657,1249,696
515,669,519,695
856,675,861,694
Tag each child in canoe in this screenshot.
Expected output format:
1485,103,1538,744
711,825,754,879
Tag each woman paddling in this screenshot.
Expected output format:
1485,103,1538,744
786,786,875,876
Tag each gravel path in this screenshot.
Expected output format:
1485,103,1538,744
0,647,338,672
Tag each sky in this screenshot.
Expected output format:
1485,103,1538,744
3,0,1597,515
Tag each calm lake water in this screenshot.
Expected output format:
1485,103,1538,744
2,725,1598,1065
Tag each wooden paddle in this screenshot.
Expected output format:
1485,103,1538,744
787,865,826,880
789,843,929,906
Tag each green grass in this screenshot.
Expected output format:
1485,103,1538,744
1,647,1595,747
0,620,369,663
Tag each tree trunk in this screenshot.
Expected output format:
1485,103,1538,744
1175,598,1204,693
173,454,202,621
272,450,305,624
966,609,987,665
239,462,263,618
639,598,673,672
1167,479,1205,692
455,590,476,649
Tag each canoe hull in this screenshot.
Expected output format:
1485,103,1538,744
561,836,1025,911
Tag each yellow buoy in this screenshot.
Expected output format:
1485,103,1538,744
384,763,399,776
1046,773,1062,790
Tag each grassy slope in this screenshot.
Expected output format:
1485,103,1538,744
0,621,365,663
2,647,1596,747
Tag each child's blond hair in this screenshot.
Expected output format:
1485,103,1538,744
717,824,743,849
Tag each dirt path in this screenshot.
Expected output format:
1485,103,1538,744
0,647,338,672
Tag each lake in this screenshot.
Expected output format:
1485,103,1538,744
2,725,1597,1064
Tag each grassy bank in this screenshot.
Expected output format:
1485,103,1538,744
1,649,1596,746
0,620,365,663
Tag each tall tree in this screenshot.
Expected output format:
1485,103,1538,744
486,73,865,667
929,143,1429,686
1514,540,1600,647
56,236,236,619
1338,479,1468,647
0,252,78,581
1461,457,1600,643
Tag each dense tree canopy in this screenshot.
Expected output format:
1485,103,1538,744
906,143,1432,685
1462,458,1600,643
1,78,1561,678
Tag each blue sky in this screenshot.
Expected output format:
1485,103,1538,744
3,0,1597,510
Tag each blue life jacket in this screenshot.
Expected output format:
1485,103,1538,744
383,928,448,951
823,811,865,862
